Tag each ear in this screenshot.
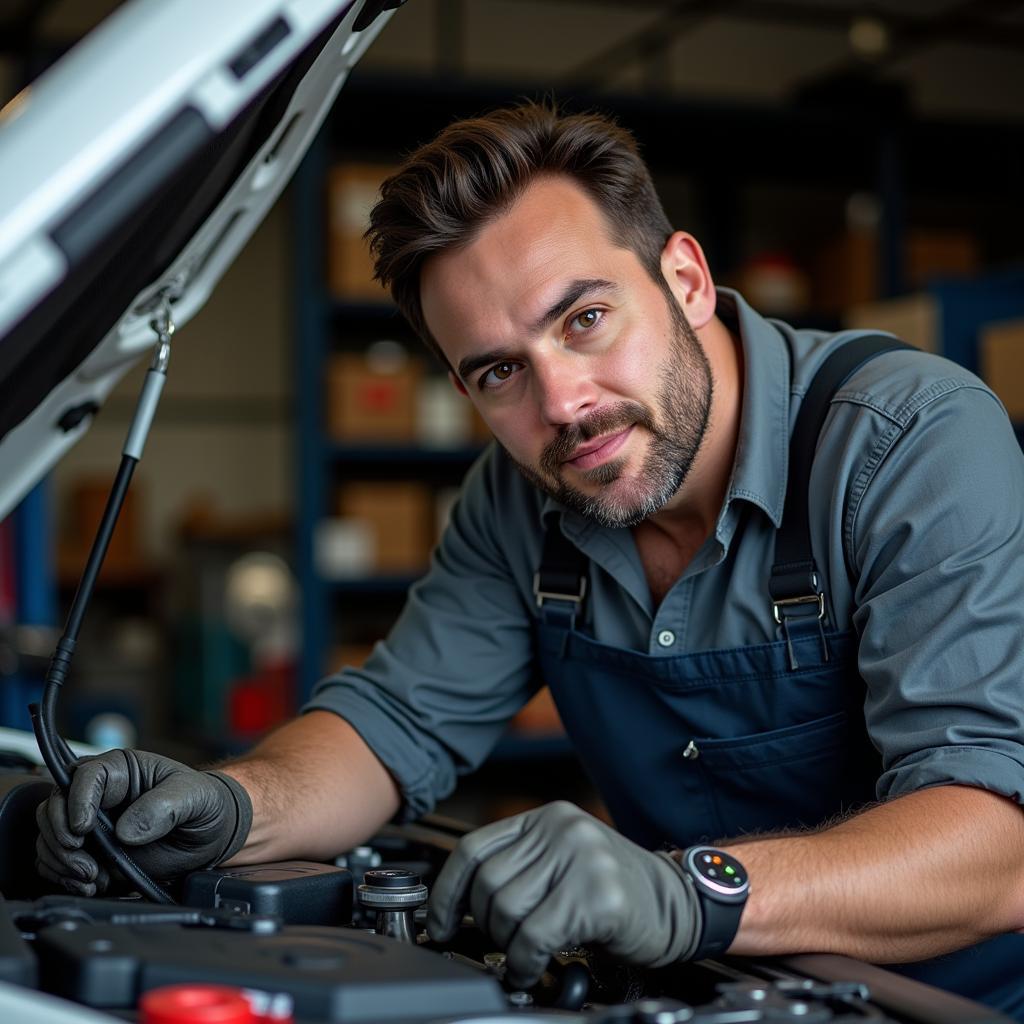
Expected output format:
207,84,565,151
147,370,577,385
448,369,469,397
660,231,717,330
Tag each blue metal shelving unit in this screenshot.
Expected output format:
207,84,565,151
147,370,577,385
294,129,333,705
292,131,483,702
1,481,56,730
293,75,1024,740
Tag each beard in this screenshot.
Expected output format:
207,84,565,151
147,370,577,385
504,296,714,528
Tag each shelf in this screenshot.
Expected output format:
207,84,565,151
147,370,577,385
325,574,421,595
328,298,400,319
297,76,1024,706
326,73,1024,221
326,443,486,465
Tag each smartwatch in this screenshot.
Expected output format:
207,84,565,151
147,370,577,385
679,845,749,960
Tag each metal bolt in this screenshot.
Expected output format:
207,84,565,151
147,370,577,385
484,952,507,972
633,999,694,1023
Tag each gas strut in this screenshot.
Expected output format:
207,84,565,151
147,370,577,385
30,303,177,904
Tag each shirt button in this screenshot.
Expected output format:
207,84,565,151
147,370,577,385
657,629,676,648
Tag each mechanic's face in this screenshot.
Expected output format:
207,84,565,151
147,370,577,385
420,176,714,527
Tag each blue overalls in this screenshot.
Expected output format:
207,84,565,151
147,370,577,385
531,336,1024,1018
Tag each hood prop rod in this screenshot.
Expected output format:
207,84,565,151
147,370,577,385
30,302,177,904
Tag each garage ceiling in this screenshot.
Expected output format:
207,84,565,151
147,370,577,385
1,0,1022,120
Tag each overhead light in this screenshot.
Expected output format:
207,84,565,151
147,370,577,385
849,14,890,60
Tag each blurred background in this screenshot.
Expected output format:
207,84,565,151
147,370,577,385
1,0,1022,824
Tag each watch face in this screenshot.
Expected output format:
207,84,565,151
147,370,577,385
685,847,749,902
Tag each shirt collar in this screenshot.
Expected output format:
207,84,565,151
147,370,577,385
540,286,791,532
715,287,789,529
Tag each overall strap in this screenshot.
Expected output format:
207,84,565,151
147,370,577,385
770,334,913,668
534,520,589,629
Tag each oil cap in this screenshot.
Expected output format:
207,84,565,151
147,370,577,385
357,868,428,909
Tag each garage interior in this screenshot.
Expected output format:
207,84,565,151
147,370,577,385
1,0,1023,827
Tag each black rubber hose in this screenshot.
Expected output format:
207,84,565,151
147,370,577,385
31,700,172,905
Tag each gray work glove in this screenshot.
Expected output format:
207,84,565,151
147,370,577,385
427,801,702,989
35,749,252,896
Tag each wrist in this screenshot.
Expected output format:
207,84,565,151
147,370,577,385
205,770,253,865
653,850,704,963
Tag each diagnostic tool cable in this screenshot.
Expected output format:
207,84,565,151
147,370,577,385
30,308,177,904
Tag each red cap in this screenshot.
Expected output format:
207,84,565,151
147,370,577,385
140,985,254,1024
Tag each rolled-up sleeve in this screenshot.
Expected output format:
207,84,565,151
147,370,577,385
850,383,1024,804
302,446,541,821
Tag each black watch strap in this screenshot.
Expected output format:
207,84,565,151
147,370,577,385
681,846,749,960
694,893,744,959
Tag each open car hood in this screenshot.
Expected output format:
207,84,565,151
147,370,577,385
0,0,402,519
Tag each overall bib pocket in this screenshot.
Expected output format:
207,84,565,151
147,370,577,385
692,711,867,838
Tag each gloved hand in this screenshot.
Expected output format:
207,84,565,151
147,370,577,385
35,749,253,896
427,801,703,989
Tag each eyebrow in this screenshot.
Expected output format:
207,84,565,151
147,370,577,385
456,278,618,383
529,278,617,335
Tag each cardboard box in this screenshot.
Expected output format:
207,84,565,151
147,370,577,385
59,477,145,581
814,231,878,314
815,229,979,314
326,163,396,302
980,318,1024,420
337,481,433,573
843,293,940,354
326,352,422,442
907,230,979,288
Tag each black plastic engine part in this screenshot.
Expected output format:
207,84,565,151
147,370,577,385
0,898,37,987
33,920,507,1021
182,859,353,925
0,774,54,900
7,894,279,935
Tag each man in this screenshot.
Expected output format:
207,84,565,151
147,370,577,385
37,103,1024,1013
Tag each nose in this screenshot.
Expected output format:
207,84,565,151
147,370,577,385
531,350,599,427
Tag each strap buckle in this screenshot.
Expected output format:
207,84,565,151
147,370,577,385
772,591,825,625
770,574,829,670
533,572,587,608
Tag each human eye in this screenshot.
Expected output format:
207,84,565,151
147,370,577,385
567,308,604,334
478,360,523,391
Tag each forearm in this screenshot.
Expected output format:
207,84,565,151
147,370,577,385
219,710,401,864
722,784,1024,963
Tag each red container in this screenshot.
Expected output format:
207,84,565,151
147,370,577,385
140,985,253,1024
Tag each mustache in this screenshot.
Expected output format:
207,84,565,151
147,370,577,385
540,402,655,476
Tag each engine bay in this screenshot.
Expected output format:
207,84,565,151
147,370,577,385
0,783,1009,1024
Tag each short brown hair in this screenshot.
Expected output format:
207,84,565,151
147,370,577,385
367,101,672,366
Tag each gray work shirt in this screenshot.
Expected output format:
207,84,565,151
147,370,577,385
305,288,1024,822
